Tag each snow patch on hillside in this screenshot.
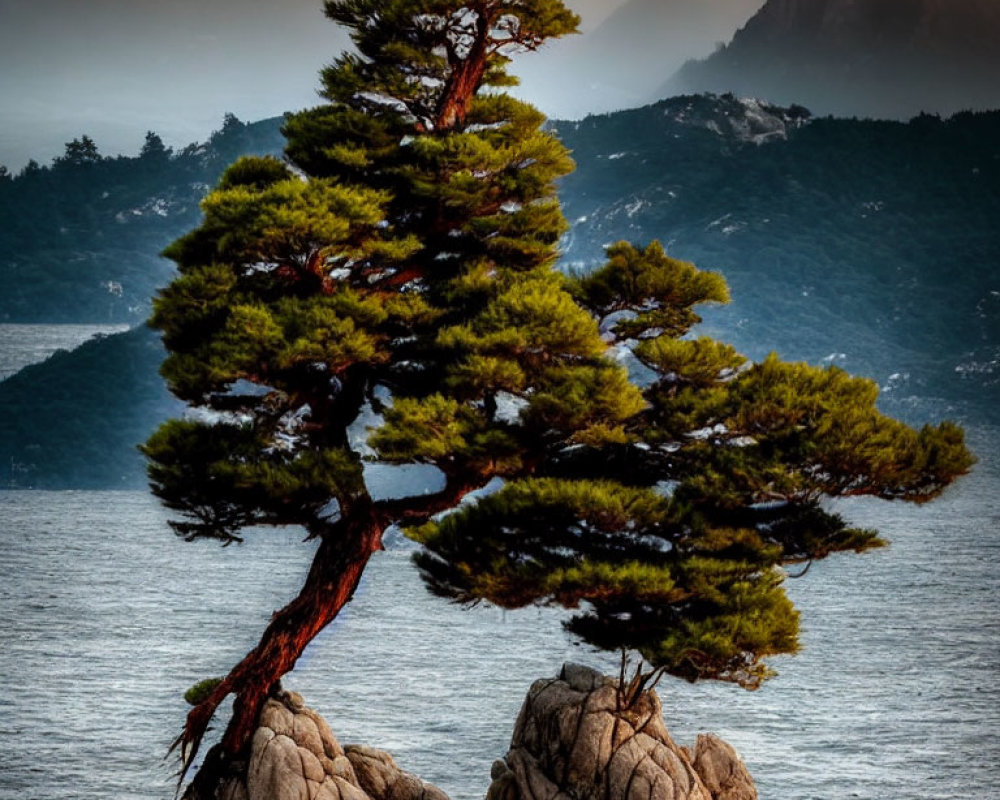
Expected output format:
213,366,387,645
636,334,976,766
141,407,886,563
659,94,810,145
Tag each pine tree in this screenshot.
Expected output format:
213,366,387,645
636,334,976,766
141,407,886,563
139,130,171,161
143,0,974,790
55,134,102,166
19,159,41,178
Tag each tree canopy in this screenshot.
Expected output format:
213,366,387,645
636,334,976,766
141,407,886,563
55,135,102,167
142,0,973,791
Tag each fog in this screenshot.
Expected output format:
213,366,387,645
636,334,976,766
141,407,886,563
0,0,763,171
517,0,764,118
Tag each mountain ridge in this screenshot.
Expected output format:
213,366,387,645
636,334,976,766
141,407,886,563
512,0,762,118
3,94,997,488
663,0,1000,119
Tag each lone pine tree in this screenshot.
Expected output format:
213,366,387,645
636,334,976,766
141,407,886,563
142,0,974,791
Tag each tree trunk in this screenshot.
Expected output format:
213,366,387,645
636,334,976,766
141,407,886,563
177,502,384,785
435,12,491,130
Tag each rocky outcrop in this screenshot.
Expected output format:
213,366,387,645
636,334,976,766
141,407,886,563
189,667,755,800
485,664,756,800
691,735,757,800
201,689,449,800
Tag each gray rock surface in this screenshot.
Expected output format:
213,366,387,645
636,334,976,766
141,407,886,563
212,690,448,800
485,663,757,800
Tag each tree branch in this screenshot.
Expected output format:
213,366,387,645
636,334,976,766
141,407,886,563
374,471,493,527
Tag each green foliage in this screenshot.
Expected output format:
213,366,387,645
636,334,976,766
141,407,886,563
184,678,224,706
373,394,481,462
575,241,730,339
141,418,364,540
410,476,806,687
55,135,102,167
635,337,746,387
524,363,645,443
140,131,171,162
143,1,973,691
172,175,390,268
438,275,607,361
215,155,291,191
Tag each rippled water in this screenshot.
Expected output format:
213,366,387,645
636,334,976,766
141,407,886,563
0,324,131,380
1,424,997,800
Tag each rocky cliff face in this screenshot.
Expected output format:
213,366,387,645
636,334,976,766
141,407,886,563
188,666,757,800
731,0,1000,54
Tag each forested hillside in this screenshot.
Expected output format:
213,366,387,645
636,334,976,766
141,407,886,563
0,115,285,323
0,326,179,488
554,96,1000,419
2,95,997,487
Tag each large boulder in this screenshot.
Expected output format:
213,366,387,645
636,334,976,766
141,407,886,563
485,664,756,800
203,689,449,800
691,735,757,800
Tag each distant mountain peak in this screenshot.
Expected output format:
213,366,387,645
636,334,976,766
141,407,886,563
736,0,999,49
663,0,1000,119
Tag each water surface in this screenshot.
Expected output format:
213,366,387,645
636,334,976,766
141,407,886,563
0,424,996,800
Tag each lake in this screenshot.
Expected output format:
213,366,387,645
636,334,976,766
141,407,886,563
0,421,997,799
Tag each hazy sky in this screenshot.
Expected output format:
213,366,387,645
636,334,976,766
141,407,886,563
0,0,761,172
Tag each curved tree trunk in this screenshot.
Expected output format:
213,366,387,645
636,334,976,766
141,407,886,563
177,502,384,786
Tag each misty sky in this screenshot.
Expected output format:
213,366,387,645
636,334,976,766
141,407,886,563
0,0,762,172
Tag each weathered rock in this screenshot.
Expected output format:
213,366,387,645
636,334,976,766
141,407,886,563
692,735,757,800
486,663,757,800
346,745,450,800
201,690,449,800
194,670,755,800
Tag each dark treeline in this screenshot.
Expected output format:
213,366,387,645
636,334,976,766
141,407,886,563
0,114,285,323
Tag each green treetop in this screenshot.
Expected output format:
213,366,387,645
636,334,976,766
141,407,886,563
142,0,973,792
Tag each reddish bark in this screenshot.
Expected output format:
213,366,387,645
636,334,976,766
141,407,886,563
274,250,335,294
176,475,491,788
435,9,491,130
175,6,529,790
176,502,384,780
375,475,490,526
